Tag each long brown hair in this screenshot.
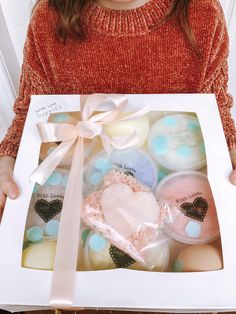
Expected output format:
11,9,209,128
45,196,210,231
42,0,199,57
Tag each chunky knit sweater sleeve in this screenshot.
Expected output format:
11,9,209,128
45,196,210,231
196,1,236,149
0,14,53,158
0,0,235,158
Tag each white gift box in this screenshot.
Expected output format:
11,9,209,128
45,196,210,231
0,93,236,313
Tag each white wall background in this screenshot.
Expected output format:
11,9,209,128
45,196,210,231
0,0,235,139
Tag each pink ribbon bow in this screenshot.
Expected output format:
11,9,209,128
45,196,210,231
30,94,149,309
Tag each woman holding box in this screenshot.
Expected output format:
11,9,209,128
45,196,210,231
0,0,236,219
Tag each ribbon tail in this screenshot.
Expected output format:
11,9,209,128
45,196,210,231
82,94,128,121
101,132,140,153
49,137,84,309
118,105,150,121
30,139,76,185
37,122,76,142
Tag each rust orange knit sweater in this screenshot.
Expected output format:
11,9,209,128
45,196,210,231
0,0,235,157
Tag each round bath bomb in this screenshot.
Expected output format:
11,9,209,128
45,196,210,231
104,116,150,147
173,244,223,272
156,171,220,244
23,224,87,271
138,234,170,271
148,114,206,171
83,231,169,271
84,231,138,270
83,232,115,270
22,241,57,270
85,148,158,191
26,169,68,231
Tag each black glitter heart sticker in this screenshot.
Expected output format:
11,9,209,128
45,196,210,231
109,245,135,268
35,199,63,222
180,197,208,222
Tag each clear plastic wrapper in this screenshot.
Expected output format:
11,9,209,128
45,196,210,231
82,169,177,270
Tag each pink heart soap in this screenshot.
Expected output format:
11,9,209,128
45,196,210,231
101,183,160,238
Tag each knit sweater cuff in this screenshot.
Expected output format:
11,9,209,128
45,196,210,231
0,142,20,159
200,60,236,152
0,64,53,158
227,135,236,151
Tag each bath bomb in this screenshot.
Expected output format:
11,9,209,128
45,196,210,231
104,116,150,147
85,148,158,191
148,114,206,171
83,231,169,271
173,244,223,272
23,223,87,270
84,232,116,270
139,233,170,271
156,171,220,244
22,241,57,270
26,169,68,231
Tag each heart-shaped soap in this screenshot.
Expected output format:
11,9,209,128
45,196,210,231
101,183,160,238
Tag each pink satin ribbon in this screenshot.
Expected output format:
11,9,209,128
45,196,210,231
30,94,149,309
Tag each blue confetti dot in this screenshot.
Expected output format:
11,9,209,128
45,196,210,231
61,175,68,188
89,233,107,252
163,116,177,127
89,172,103,186
188,121,200,131
173,259,183,272
185,221,201,238
27,226,43,242
45,220,60,236
177,145,191,157
152,136,168,156
52,113,70,123
45,171,63,186
95,158,112,174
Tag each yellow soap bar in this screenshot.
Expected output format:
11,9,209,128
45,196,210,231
104,116,150,147
22,241,57,270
